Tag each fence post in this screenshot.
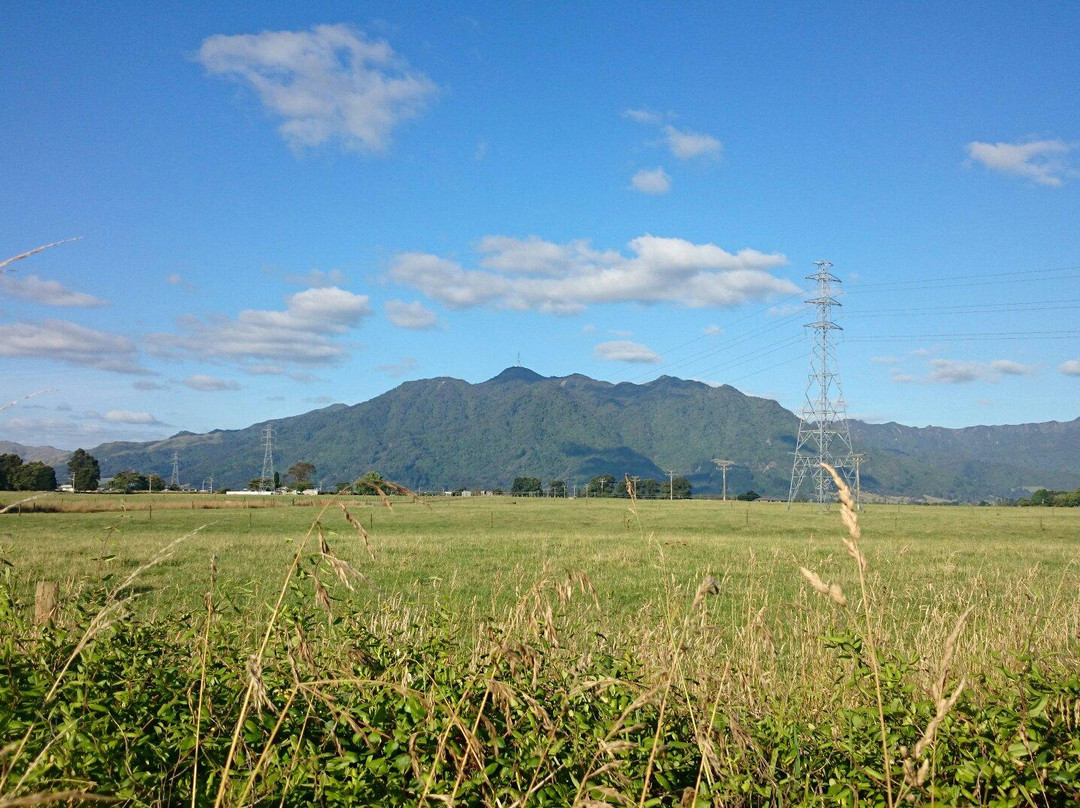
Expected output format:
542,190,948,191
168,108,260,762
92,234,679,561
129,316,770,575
35,581,60,625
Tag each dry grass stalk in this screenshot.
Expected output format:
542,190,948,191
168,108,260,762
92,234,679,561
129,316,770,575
0,790,116,807
798,566,847,607
340,503,376,561
820,462,893,808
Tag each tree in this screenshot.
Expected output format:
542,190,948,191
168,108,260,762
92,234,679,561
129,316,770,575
638,478,661,499
736,490,760,501
548,480,567,497
273,471,281,490
67,448,100,492
354,471,385,494
248,477,269,491
287,461,316,489
586,474,615,497
13,461,57,491
511,476,542,495
107,470,147,493
0,453,23,490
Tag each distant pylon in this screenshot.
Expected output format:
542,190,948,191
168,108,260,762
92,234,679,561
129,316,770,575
260,424,275,492
170,451,180,488
788,260,858,510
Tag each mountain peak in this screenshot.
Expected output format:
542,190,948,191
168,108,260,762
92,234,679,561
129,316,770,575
487,366,545,384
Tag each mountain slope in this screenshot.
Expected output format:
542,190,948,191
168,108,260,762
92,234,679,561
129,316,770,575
85,369,1080,500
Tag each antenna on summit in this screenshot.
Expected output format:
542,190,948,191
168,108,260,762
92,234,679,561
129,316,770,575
516,351,521,368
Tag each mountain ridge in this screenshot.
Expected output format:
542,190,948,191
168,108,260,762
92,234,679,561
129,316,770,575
72,368,1079,500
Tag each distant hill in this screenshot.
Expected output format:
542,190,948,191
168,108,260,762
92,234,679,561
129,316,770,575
0,441,70,466
83,368,1080,501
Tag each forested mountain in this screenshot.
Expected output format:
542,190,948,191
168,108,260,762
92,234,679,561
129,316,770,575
83,367,1080,500
0,441,70,467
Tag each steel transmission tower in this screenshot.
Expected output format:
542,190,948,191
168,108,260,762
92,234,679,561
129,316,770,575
170,452,180,488
788,260,857,510
260,424,275,492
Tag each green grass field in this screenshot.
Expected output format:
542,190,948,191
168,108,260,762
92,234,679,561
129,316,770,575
2,492,1079,805
4,493,1078,615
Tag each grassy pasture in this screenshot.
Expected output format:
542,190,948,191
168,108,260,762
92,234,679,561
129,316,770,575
3,493,1078,615
2,492,1078,805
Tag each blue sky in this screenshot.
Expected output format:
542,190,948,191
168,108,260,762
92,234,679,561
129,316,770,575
2,2,1078,450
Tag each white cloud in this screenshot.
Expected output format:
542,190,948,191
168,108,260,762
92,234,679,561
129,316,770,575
869,356,898,365
623,107,663,124
152,286,372,366
966,139,1076,186
988,359,1036,376
594,340,661,363
283,268,347,287
246,364,285,375
389,234,794,314
376,356,418,377
663,125,721,159
104,410,160,425
608,329,633,338
1059,359,1080,376
0,275,107,307
767,302,805,317
925,358,1036,384
474,138,489,161
0,319,144,373
580,324,596,335
385,299,438,329
133,380,168,391
890,371,917,384
166,273,196,290
631,166,672,195
184,374,241,392
197,23,438,153
703,324,723,336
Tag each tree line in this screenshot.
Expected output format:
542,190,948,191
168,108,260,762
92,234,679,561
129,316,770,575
509,474,693,498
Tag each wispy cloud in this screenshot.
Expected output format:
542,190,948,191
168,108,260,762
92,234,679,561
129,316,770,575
151,286,372,366
376,356,418,376
630,166,671,195
0,275,107,307
103,409,161,425
623,107,664,124
390,234,794,314
282,268,347,287
869,356,898,365
0,319,145,374
385,299,438,329
197,23,438,153
1059,359,1080,376
663,125,721,159
166,273,197,290
920,358,1037,384
594,340,661,363
966,139,1076,186
133,380,168,391
184,374,240,392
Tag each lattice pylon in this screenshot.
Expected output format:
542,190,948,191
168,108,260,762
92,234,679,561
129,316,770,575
788,260,858,510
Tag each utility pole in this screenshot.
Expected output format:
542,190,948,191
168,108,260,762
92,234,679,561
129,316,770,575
712,459,734,502
666,469,677,501
852,454,866,511
630,475,640,498
788,260,858,510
